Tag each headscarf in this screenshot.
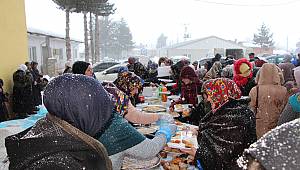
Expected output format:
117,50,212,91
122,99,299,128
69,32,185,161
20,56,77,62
180,66,202,105
233,58,253,87
238,118,300,170
113,70,143,97
284,54,293,63
204,61,222,80
72,61,90,75
293,66,300,87
18,64,27,72
289,93,300,113
180,66,199,81
255,63,284,85
43,74,114,137
202,78,241,111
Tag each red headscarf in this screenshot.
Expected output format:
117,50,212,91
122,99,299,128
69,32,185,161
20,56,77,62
202,78,241,112
233,58,253,87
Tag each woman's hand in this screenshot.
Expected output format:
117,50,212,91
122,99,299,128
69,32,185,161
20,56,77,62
180,147,197,157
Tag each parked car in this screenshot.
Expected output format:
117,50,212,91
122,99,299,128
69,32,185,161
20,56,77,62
198,57,227,68
94,63,127,82
92,62,120,73
262,54,297,65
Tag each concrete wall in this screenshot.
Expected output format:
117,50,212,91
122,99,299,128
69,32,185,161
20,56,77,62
28,34,82,75
0,0,28,93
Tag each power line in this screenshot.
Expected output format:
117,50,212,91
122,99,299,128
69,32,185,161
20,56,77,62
194,0,300,7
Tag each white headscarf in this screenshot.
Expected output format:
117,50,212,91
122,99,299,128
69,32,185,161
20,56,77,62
293,66,300,87
18,64,27,72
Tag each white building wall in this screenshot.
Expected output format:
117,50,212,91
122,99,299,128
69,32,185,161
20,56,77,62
28,34,81,75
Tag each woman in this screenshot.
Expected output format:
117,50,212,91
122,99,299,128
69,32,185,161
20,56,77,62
249,63,288,139
113,66,143,106
170,66,202,109
12,64,34,118
277,92,300,126
0,79,8,122
72,61,173,125
238,118,300,170
5,74,112,169
203,61,222,81
233,58,256,96
182,78,256,170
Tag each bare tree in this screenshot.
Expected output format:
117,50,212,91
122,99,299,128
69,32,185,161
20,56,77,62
95,14,100,62
89,12,95,64
52,0,75,61
83,11,89,62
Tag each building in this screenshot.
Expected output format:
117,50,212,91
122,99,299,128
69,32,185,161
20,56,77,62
0,0,28,93
157,36,247,62
27,28,83,76
239,41,273,56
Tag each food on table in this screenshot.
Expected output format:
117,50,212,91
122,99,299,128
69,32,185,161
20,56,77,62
171,139,181,144
159,151,168,158
121,155,161,169
160,154,194,170
142,105,166,112
182,139,193,148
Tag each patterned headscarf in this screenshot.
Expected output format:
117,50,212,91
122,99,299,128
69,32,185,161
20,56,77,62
202,78,241,111
113,71,143,97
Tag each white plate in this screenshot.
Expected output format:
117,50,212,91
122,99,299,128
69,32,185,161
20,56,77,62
166,83,176,86
167,142,191,150
158,79,173,83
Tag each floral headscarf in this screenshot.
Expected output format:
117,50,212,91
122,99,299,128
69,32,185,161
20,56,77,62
113,70,143,98
202,78,241,111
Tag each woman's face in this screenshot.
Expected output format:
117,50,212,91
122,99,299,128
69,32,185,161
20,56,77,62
202,93,215,108
85,65,93,77
182,78,192,85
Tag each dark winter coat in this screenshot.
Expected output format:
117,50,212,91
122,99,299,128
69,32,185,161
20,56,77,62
195,99,256,170
5,114,112,170
12,70,34,114
238,118,300,170
0,85,8,122
239,77,256,96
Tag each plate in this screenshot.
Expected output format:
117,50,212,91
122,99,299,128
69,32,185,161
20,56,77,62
136,127,157,134
142,105,166,113
166,83,176,87
158,79,173,83
121,155,161,170
174,104,192,113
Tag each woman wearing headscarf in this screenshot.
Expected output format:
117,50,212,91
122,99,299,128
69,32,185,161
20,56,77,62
182,78,256,170
233,58,256,96
113,67,143,106
12,64,34,118
72,61,173,125
5,74,112,169
278,54,295,84
238,118,300,170
277,92,300,126
169,66,202,110
249,63,288,139
203,61,222,81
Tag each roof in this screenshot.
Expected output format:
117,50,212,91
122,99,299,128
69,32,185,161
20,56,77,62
164,36,247,49
27,27,83,43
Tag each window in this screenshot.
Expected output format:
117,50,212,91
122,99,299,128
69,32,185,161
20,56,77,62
53,48,63,60
29,46,37,61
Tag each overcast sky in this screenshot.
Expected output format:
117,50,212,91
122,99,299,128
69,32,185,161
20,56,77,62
25,0,300,50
